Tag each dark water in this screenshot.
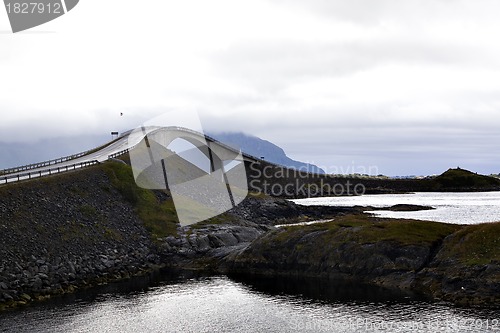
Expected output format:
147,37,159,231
0,271,498,333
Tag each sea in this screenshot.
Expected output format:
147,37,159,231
292,192,500,225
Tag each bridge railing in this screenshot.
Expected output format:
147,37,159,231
0,152,91,175
108,149,130,159
167,126,267,163
0,160,99,185
0,136,124,176
203,134,273,165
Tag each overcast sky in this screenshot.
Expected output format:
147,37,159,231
1,0,499,175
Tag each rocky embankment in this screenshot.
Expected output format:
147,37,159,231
220,215,500,306
0,163,162,309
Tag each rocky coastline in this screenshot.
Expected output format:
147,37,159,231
218,215,500,306
1,161,499,311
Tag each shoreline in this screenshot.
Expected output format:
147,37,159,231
1,162,499,311
2,216,499,311
0,264,165,312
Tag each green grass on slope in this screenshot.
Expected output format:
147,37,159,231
102,162,179,239
435,222,500,265
432,168,500,188
276,214,461,246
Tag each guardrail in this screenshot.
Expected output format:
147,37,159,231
161,126,266,164
0,136,124,176
108,149,130,159
0,152,91,175
147,126,277,168
0,160,99,185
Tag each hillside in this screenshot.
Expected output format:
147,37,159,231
428,168,500,190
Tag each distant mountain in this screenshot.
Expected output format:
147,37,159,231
208,132,325,174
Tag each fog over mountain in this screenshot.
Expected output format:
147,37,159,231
209,132,325,174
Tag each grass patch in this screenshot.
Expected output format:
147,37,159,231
254,214,465,267
437,222,500,265
430,168,500,189
247,191,270,199
101,162,179,239
68,184,88,196
168,188,243,228
277,214,461,246
190,212,235,229
350,217,460,245
57,220,88,242
101,226,124,241
79,205,98,219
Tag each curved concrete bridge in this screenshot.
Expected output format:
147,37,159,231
0,126,260,186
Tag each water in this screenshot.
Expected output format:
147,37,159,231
292,192,500,224
0,274,498,333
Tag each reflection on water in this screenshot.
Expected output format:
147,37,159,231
293,192,500,224
230,274,427,304
0,271,498,333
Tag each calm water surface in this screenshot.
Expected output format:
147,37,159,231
293,192,500,224
0,274,498,333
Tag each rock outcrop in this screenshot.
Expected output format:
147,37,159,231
220,215,500,306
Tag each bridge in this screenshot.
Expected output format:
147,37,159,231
0,126,274,225
0,126,263,186
0,127,349,224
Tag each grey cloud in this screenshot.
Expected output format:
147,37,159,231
282,127,500,176
210,40,496,94
205,114,499,176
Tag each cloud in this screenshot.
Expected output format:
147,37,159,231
0,0,499,175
